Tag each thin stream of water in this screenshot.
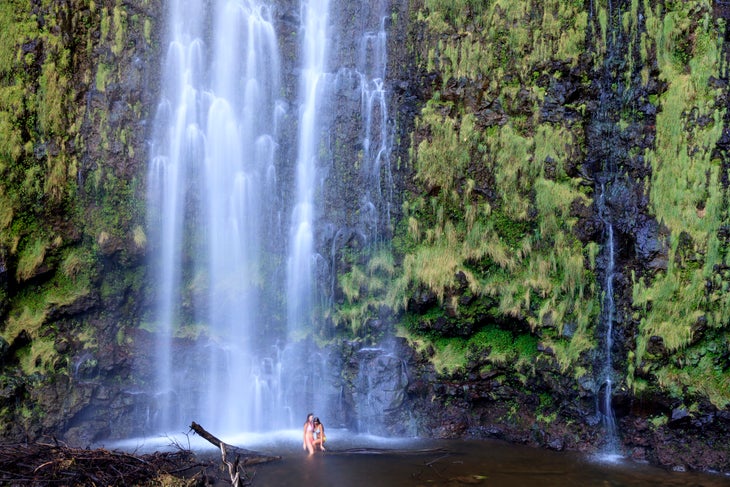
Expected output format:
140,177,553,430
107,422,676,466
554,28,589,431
597,185,619,453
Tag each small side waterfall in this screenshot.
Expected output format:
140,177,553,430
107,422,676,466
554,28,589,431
587,0,643,457
597,184,619,454
358,11,394,240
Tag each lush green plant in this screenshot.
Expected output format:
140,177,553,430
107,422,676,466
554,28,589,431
329,246,397,336
396,323,538,374
420,0,586,83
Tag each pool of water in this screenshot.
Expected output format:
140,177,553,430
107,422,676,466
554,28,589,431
108,430,730,486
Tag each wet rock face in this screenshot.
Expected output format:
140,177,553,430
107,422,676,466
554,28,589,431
392,348,603,453
0,0,163,445
351,347,409,434
622,411,730,472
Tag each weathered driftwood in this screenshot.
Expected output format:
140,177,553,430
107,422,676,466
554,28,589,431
220,442,242,487
189,422,281,466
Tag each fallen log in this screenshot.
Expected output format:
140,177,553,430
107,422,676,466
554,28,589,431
189,422,281,466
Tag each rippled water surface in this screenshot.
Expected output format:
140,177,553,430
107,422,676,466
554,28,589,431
111,430,729,486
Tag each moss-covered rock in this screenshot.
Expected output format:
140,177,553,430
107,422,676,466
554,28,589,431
0,0,160,442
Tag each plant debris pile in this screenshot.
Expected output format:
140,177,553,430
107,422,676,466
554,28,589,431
0,441,208,486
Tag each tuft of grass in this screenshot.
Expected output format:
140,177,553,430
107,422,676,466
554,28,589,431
132,225,147,249
0,188,13,231
4,298,47,344
18,337,57,376
175,323,209,340
331,246,398,336
15,238,48,282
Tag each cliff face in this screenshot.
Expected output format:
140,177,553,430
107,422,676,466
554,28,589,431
0,0,728,473
372,0,729,471
0,0,160,443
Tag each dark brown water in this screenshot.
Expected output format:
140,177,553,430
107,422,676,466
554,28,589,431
111,430,729,486
244,435,729,487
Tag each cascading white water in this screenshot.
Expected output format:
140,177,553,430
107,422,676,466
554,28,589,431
358,11,393,238
278,0,400,431
146,0,396,437
147,0,282,434
202,1,282,434
286,0,330,334
147,0,207,431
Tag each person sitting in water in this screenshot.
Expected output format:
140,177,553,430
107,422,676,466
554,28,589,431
302,413,315,455
312,417,326,452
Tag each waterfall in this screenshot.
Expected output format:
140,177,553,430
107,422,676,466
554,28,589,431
281,0,396,428
358,11,394,240
597,185,619,454
147,0,282,434
287,0,330,334
146,0,207,431
587,0,634,457
202,2,281,434
145,0,396,437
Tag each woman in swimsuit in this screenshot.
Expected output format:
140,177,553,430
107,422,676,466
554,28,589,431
302,413,315,455
313,417,326,451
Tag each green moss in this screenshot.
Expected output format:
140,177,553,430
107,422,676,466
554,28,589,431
143,17,152,46
0,2,36,75
4,289,47,343
95,62,112,92
100,7,111,41
38,60,68,137
420,0,586,83
399,323,539,374
4,248,93,346
111,6,127,56
628,1,730,408
0,188,13,231
376,0,602,380
536,392,558,423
